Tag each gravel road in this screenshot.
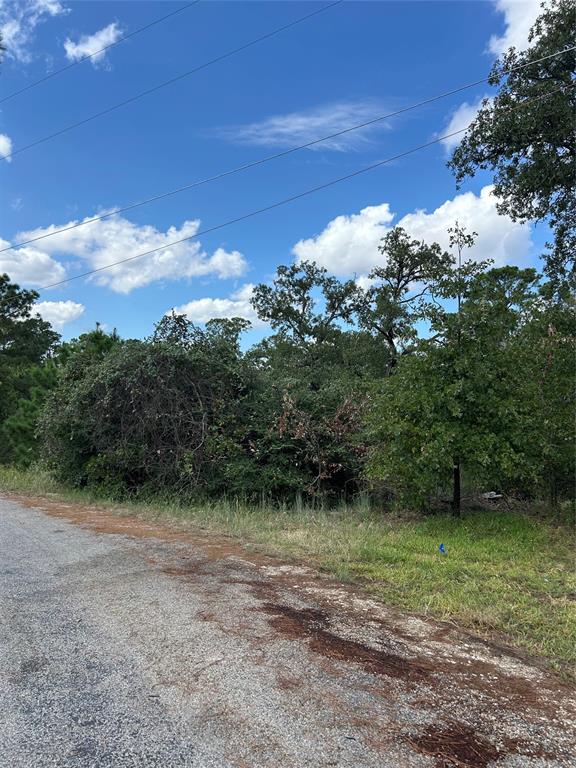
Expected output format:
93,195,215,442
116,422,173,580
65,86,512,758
0,494,574,768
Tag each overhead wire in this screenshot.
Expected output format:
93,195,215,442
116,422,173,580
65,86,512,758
2,47,573,256
0,1,343,162
38,85,571,291
0,2,201,104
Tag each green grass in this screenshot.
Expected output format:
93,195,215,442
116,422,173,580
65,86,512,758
1,465,574,676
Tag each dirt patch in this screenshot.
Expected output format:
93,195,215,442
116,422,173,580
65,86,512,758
8,491,576,730
406,721,564,768
161,559,207,577
259,602,431,681
407,721,502,768
9,494,276,568
276,673,302,691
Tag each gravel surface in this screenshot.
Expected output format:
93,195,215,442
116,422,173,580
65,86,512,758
0,494,574,768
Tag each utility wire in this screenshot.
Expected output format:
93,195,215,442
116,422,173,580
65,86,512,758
39,86,569,291
0,2,201,104
0,1,343,162
3,47,573,256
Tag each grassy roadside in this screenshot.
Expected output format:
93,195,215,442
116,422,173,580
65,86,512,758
1,465,574,677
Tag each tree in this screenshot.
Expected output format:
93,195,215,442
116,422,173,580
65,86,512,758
251,261,358,346
508,286,576,504
40,314,252,497
368,263,541,511
0,274,60,463
448,0,576,284
0,363,58,466
250,263,378,499
55,323,122,379
0,274,59,369
354,227,453,370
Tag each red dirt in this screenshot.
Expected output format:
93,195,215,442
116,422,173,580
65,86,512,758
407,722,502,768
7,490,576,767
259,602,432,681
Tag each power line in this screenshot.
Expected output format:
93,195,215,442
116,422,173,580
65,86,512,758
39,86,569,292
0,2,200,104
3,47,573,256
0,1,343,162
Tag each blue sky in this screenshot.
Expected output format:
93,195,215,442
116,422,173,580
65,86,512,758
0,0,546,342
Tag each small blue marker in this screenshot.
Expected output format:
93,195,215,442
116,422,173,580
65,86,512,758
439,543,446,555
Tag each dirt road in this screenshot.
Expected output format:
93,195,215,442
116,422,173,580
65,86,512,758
0,494,574,767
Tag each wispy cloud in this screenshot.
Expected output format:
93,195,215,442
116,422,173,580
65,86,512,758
64,22,123,68
219,100,389,152
440,95,491,153
0,0,68,63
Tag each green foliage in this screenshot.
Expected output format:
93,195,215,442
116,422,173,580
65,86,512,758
367,261,575,507
40,316,253,497
251,261,358,344
507,289,576,502
0,274,59,370
0,274,60,464
0,363,58,466
6,217,571,510
249,262,382,499
55,322,122,375
448,0,576,284
354,227,453,368
3,0,575,515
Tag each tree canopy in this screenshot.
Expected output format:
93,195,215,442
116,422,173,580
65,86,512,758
448,0,576,285
0,1,573,511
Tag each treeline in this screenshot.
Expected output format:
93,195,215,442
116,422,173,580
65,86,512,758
1,224,574,511
1,0,573,512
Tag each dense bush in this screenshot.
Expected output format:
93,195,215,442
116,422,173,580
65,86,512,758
3,232,574,511
1,1,574,511
40,319,252,497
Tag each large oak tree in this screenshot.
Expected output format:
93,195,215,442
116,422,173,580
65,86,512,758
449,0,576,285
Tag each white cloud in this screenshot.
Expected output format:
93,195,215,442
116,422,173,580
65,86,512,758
207,247,247,279
439,0,541,157
171,284,264,326
489,0,542,56
15,214,248,293
64,22,122,67
398,186,532,266
293,186,533,275
35,299,84,328
0,0,68,62
355,274,376,291
440,96,491,152
220,100,389,152
293,203,395,275
0,133,12,161
0,237,66,285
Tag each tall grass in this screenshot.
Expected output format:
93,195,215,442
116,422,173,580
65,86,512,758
1,465,574,675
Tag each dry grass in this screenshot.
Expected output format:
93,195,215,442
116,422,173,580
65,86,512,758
1,465,574,675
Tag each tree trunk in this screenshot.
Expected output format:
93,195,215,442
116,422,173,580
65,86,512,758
549,474,558,509
452,458,461,516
